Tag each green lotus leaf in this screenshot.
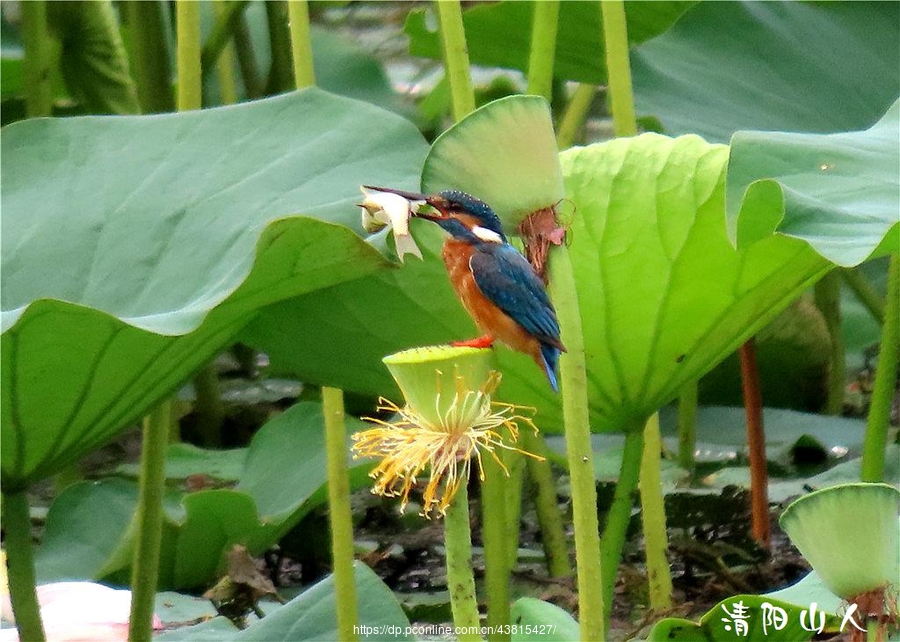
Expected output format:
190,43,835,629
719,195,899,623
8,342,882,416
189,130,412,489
557,135,829,430
156,564,414,641
632,1,900,142
779,483,900,599
509,597,580,642
727,99,900,267
421,95,564,230
1,88,428,488
405,1,694,84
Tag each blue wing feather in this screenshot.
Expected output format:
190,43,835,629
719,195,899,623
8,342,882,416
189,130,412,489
469,244,562,347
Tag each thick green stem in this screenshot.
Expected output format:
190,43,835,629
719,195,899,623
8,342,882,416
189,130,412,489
639,414,673,610
435,0,475,122
444,483,482,641
523,431,572,578
525,1,559,100
21,0,53,118
287,0,316,88
547,243,605,641
600,427,643,617
481,453,511,642
322,387,360,642
128,402,171,642
861,254,900,482
233,12,262,98
200,1,249,83
192,364,224,447
815,271,845,415
3,492,45,642
841,266,886,325
599,0,636,137
125,0,174,113
176,0,201,111
677,381,698,472
212,2,238,105
264,1,293,94
557,84,597,149
503,452,525,570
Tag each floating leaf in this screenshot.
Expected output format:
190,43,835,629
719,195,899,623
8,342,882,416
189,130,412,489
509,597,580,642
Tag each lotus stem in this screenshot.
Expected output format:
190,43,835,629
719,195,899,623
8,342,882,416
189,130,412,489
175,0,201,111
128,402,170,642
21,0,52,118
640,413,673,610
599,0,636,137
211,2,239,105
842,266,886,325
3,491,45,642
192,364,224,447
435,0,475,122
481,453,511,642
504,452,525,570
200,1,250,83
322,386,360,642
288,0,316,88
445,483,482,640
547,243,606,640
678,380,698,472
264,1,293,93
557,84,598,149
739,338,771,548
526,1,559,100
523,431,572,578
233,11,262,98
125,0,174,113
862,253,900,482
815,271,845,415
600,426,643,617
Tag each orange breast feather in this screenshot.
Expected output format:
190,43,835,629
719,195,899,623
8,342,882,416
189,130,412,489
441,240,543,364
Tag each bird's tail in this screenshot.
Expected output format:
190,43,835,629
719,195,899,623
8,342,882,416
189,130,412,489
539,343,560,393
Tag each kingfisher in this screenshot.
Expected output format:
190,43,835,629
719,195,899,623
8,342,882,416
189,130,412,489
364,186,565,392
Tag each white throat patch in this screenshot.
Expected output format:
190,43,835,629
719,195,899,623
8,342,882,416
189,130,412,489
471,225,503,243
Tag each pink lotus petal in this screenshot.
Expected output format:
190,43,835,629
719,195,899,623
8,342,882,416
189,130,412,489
1,582,162,641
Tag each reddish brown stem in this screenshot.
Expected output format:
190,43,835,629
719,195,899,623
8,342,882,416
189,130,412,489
739,338,770,549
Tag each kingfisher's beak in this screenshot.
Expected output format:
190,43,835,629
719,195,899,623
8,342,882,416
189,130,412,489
363,185,449,220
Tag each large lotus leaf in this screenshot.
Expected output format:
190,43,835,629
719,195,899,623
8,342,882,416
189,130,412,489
560,135,829,429
404,1,694,85
0,88,428,489
244,133,831,432
727,99,900,267
631,1,900,143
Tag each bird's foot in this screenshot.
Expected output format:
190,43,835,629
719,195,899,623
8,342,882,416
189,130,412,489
451,335,495,349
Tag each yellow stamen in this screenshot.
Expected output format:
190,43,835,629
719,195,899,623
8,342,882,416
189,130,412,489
352,387,542,519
